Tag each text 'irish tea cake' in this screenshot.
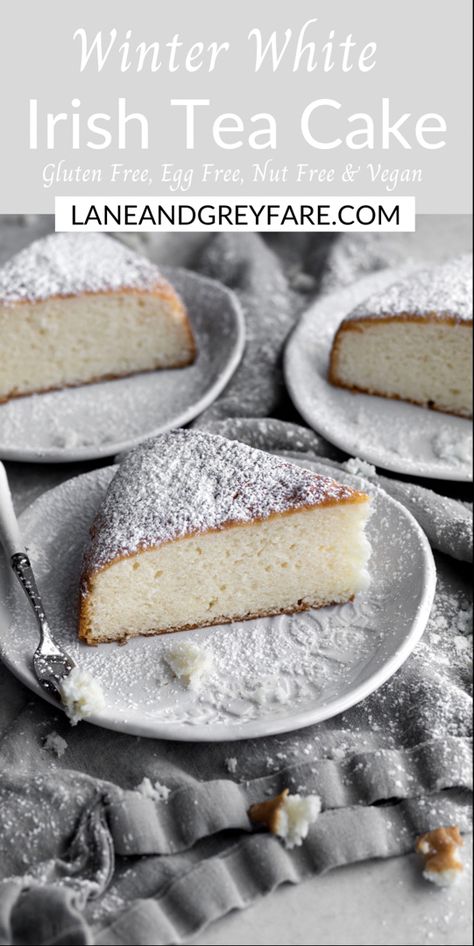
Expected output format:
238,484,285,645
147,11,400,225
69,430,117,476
0,233,195,403
79,430,371,644
329,255,473,418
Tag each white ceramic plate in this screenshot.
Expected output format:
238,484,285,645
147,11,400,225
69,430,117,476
0,459,436,742
0,269,245,464
284,269,472,481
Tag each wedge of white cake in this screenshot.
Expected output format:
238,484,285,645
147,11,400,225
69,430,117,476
79,430,371,644
329,255,473,418
0,233,195,403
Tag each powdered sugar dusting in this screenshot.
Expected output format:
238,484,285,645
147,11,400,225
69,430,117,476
432,428,473,466
84,430,361,574
346,255,472,324
0,233,168,305
150,602,385,726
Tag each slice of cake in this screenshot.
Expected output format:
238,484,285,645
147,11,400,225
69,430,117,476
79,430,371,644
329,255,473,418
0,233,195,403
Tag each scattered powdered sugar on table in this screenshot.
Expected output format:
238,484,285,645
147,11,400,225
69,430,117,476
135,777,171,803
357,570,472,748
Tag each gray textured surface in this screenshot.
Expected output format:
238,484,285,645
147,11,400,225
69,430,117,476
0,219,472,946
190,836,473,946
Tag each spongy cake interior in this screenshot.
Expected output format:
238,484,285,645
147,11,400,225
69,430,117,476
0,292,194,401
332,319,472,417
82,501,371,643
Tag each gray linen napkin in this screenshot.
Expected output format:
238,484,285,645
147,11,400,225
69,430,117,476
0,223,472,945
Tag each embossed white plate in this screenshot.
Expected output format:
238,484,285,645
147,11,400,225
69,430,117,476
0,458,436,741
284,269,472,481
0,268,245,464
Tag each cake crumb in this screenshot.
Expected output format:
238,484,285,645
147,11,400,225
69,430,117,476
416,826,464,887
343,457,377,478
43,731,68,758
225,757,238,774
59,667,105,725
136,777,171,803
254,675,291,705
329,746,346,761
249,788,321,849
164,641,213,691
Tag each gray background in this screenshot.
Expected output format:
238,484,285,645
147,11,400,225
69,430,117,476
0,0,471,212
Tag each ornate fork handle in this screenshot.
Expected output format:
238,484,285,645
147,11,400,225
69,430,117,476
1,463,74,699
11,552,55,645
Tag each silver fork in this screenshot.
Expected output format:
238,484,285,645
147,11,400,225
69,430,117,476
0,462,75,700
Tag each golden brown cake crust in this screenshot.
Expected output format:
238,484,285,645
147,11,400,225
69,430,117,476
79,584,356,645
248,789,289,834
416,826,463,875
